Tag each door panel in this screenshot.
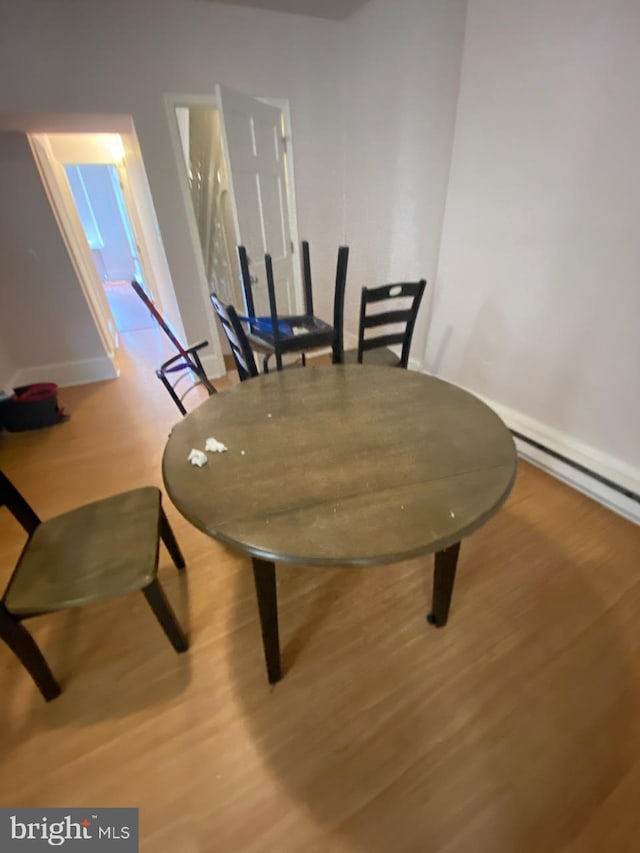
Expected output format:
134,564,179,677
217,85,295,316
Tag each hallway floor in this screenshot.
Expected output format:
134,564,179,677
104,280,157,333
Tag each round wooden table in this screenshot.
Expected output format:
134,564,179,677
163,365,517,682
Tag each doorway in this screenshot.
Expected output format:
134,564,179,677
29,130,186,378
65,163,153,333
168,89,303,320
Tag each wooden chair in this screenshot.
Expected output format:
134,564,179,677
0,470,188,701
210,294,258,382
237,242,349,372
130,280,216,415
344,280,427,369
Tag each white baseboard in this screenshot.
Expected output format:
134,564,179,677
416,369,639,524
201,351,226,380
482,397,640,492
510,434,640,525
443,382,639,525
8,356,118,389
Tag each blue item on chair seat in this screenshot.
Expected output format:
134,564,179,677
240,316,294,337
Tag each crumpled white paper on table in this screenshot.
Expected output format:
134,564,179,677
205,437,228,453
188,437,229,467
188,448,208,467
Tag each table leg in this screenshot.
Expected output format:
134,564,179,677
252,557,282,684
427,542,461,628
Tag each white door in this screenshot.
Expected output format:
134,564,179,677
216,85,295,316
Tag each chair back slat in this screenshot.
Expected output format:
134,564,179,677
237,245,256,318
301,240,314,316
357,279,427,369
264,254,283,371
332,245,349,364
210,294,258,382
360,333,407,352
0,471,40,535
363,281,424,304
362,309,412,329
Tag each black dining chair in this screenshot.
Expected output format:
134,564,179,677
210,294,258,382
344,279,427,369
0,470,188,701
131,280,216,415
237,242,349,372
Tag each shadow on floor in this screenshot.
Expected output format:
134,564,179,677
222,506,640,852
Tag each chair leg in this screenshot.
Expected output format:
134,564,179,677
142,580,188,653
160,508,186,570
156,370,187,416
190,350,216,396
427,542,461,628
252,558,281,684
0,604,61,701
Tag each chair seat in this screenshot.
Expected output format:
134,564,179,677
247,313,335,356
5,487,161,616
342,347,401,368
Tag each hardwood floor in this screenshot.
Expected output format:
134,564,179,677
1,329,639,852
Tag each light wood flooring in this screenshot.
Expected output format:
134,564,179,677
1,327,639,852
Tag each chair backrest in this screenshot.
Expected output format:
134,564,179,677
0,470,40,536
210,294,258,382
300,240,349,364
357,280,427,369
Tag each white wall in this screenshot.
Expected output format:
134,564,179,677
0,0,345,368
0,341,16,390
342,0,467,355
0,132,112,384
429,0,640,480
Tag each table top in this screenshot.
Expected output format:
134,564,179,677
162,366,517,567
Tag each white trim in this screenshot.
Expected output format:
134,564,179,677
163,92,226,378
9,356,117,389
28,135,119,358
200,353,226,381
420,371,640,525
258,97,304,313
511,435,640,526
478,396,640,496
118,134,188,343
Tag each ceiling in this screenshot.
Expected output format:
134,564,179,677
209,0,370,20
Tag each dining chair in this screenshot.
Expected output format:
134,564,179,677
131,280,216,415
344,279,427,369
237,242,349,372
0,471,188,701
210,293,258,382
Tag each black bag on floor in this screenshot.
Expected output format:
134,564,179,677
0,384,66,432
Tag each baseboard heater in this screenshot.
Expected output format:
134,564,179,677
510,430,640,505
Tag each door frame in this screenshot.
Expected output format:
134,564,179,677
164,91,304,315
29,132,180,367
108,164,144,284
29,134,119,359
